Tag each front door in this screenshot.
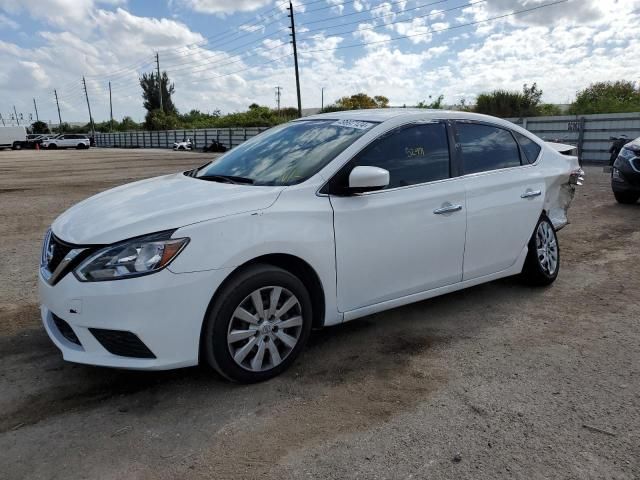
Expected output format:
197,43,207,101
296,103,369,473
328,122,467,313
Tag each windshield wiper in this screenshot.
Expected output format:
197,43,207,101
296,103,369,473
197,174,254,185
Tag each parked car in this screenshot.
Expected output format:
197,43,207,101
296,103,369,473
42,134,90,149
39,110,583,383
611,136,640,204
173,138,192,151
0,126,27,150
202,140,227,153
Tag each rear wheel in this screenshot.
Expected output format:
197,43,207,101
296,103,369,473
11,142,22,150
48,144,57,149
521,215,559,286
202,264,312,383
614,191,639,204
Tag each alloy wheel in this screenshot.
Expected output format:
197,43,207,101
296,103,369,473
227,286,303,372
536,220,558,275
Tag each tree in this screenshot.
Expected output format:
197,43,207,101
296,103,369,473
568,81,640,115
144,109,180,131
417,95,444,109
326,93,390,111
30,121,50,134
474,83,543,117
140,71,177,129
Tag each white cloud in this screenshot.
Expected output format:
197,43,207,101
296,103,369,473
0,13,18,29
179,0,272,14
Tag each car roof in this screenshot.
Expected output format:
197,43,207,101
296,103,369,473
301,108,519,129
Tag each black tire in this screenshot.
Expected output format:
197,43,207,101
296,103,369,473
202,264,313,383
48,144,57,149
76,143,85,149
521,215,560,286
12,142,22,150
613,191,639,204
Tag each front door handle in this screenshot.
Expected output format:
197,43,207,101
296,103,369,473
521,190,542,199
433,203,463,215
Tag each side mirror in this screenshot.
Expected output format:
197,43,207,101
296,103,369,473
348,166,389,193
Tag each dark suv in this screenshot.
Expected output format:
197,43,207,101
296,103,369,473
612,137,640,204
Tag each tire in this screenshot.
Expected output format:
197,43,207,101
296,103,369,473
48,144,57,149
76,144,84,149
614,191,639,204
202,264,313,383
521,215,560,286
12,143,22,150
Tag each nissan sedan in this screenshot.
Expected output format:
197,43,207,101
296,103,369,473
39,110,583,383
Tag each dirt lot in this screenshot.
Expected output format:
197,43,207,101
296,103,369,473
0,149,638,480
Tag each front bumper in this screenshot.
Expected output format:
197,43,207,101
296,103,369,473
39,266,233,370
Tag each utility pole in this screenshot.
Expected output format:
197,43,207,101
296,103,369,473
287,1,302,118
82,76,96,137
156,52,163,113
275,86,282,114
109,81,114,132
13,106,19,126
321,87,324,112
33,98,39,122
0,114,4,126
54,89,63,132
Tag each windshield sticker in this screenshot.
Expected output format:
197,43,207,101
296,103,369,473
332,119,375,130
405,147,425,158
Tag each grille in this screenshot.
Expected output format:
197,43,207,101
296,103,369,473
52,314,81,346
46,234,73,273
89,328,156,359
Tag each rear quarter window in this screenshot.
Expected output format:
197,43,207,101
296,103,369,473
514,132,542,164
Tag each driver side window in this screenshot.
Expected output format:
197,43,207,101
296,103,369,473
351,122,451,189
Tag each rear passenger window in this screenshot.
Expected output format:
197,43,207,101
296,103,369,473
514,132,541,164
352,122,450,189
456,123,521,174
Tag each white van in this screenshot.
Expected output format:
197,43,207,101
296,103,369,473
0,126,27,149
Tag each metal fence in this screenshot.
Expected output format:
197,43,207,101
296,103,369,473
94,112,640,164
95,127,270,150
507,112,640,164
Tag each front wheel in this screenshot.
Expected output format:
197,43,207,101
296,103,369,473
614,191,639,204
202,264,313,383
521,215,560,286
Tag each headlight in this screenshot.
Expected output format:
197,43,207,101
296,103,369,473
74,232,189,282
618,148,636,160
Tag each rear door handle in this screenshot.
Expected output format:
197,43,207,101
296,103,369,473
521,190,542,199
433,203,463,215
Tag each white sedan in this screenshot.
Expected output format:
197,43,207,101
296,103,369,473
42,134,90,149
39,110,583,383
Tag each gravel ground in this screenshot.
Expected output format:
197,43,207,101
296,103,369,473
0,149,638,480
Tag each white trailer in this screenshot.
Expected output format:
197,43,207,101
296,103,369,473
0,126,27,149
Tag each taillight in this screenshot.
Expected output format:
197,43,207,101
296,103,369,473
569,168,585,186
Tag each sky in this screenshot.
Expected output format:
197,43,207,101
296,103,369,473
0,0,639,125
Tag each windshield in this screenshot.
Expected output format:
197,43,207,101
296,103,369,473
196,119,377,186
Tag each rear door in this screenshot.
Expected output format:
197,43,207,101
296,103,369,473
454,121,545,280
328,121,467,312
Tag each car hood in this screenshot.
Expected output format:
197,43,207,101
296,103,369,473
52,173,284,244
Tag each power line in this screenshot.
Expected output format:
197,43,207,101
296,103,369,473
298,0,447,28
298,0,486,39
298,0,456,35
162,30,288,73
298,0,569,54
